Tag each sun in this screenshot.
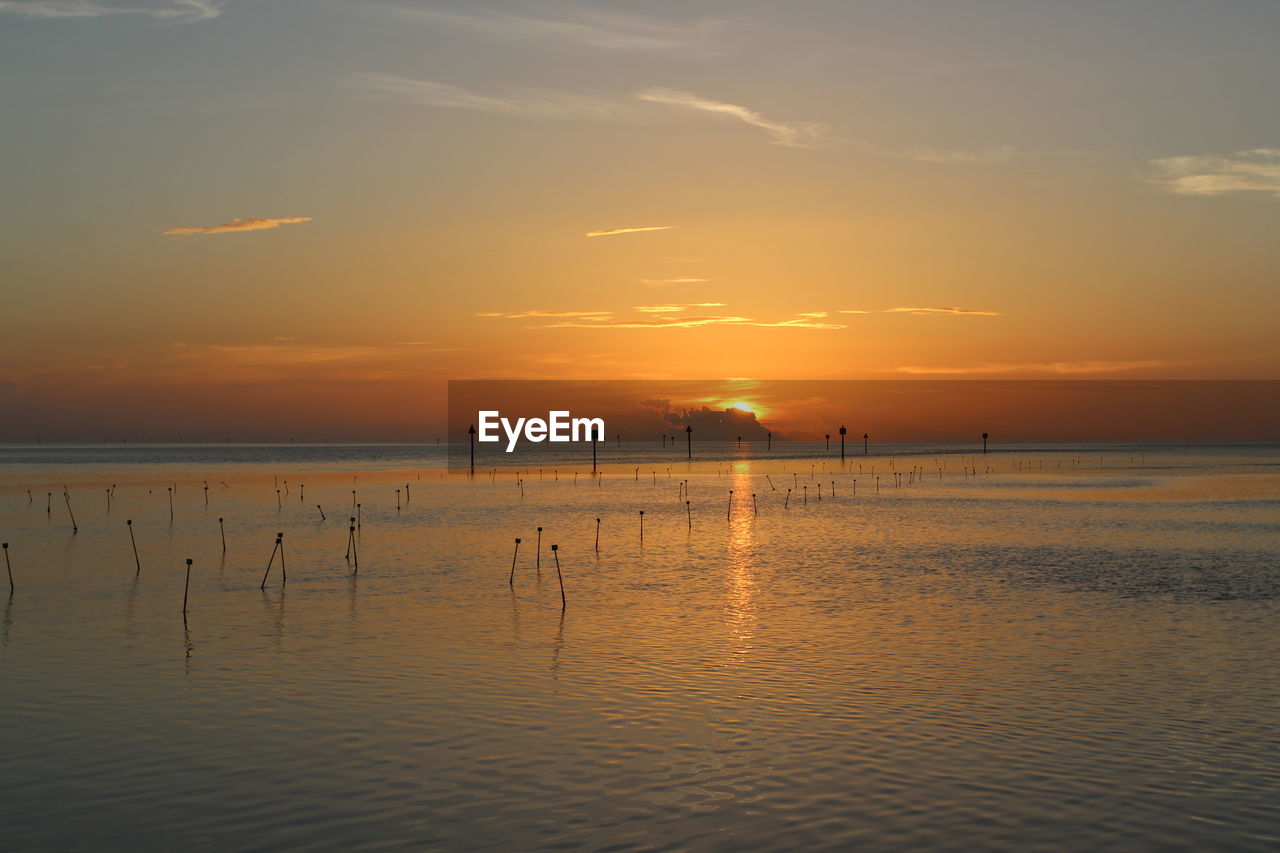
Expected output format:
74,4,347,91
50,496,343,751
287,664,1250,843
728,401,755,414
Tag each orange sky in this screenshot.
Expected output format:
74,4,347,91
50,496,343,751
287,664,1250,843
2,2,1279,440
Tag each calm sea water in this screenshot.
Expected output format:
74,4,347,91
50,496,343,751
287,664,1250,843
1,444,1278,851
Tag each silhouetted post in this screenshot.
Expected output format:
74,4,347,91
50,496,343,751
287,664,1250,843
767,432,772,451
863,433,868,455
260,534,282,589
727,490,733,520
595,518,601,552
551,544,565,609
468,425,476,475
825,433,830,451
396,489,401,511
592,435,597,474
639,511,645,543
317,504,326,521
357,504,362,528
3,543,12,594
982,432,989,454
46,492,51,515
278,532,286,584
803,485,808,505
839,426,846,461
64,490,78,533
737,436,742,450
182,558,192,616
219,517,226,552
509,538,521,586
350,522,359,572
686,500,691,529
536,526,543,573
752,493,758,516
345,518,355,558
685,425,692,459
128,519,141,575
785,488,791,508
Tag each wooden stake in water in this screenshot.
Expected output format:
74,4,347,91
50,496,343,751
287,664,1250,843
317,504,326,521
168,486,175,522
63,489,78,533
551,544,565,610
260,534,282,589
396,489,401,511
753,493,758,516
3,542,12,594
785,488,791,509
275,489,282,510
345,518,355,558
536,527,543,573
357,504,362,528
509,537,521,585
639,511,645,543
686,500,691,529
219,517,226,552
182,558,192,616
46,492,51,515
127,519,141,575
595,518,601,552
727,490,733,521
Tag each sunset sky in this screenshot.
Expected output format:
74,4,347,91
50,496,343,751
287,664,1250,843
2,0,1279,440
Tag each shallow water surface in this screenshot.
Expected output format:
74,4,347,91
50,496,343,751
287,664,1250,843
1,445,1278,850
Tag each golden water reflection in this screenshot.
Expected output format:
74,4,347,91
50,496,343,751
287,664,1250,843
724,468,758,662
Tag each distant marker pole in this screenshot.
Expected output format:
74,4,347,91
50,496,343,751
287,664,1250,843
128,519,141,575
686,500,691,529
219,517,226,552
551,544,565,610
536,527,543,574
639,511,644,543
260,533,282,589
3,543,12,594
863,433,868,456
839,426,846,462
63,489,78,533
509,537,521,586
182,558,192,616
594,518,601,552
468,425,476,475
982,432,989,454
685,425,692,460
317,504,326,521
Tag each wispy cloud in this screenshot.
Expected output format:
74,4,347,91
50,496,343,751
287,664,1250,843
0,0,221,21
476,310,611,320
377,4,721,52
1149,148,1280,197
542,311,845,330
346,73,622,120
839,306,1003,316
633,303,724,313
635,88,829,148
641,277,710,286
896,360,1176,375
586,225,673,238
162,216,312,236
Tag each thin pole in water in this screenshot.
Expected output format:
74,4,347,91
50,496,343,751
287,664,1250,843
686,500,691,529
536,527,543,574
63,489,78,533
727,490,733,521
753,493,758,515
510,538,521,586
3,542,12,594
260,534,281,589
317,504,326,521
278,532,286,584
552,544,565,610
128,519,141,575
595,518,601,552
639,511,645,543
685,425,692,460
182,558,192,616
357,504,361,528
785,488,791,509
219,517,226,552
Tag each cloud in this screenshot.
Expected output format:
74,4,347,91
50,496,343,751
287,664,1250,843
585,225,673,237
346,73,622,120
476,310,611,319
541,311,845,330
0,0,221,21
633,303,725,312
635,88,829,148
895,360,1177,375
839,306,1003,316
640,277,710,286
162,216,312,236
377,5,721,52
1149,148,1280,197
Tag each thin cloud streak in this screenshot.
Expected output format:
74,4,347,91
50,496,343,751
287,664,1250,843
1149,148,1280,197
586,225,673,237
162,216,312,236
377,4,722,52
346,74,622,120
541,312,846,330
839,306,1003,316
896,360,1176,375
0,0,221,21
476,310,611,319
633,303,725,312
635,88,829,148
641,277,710,286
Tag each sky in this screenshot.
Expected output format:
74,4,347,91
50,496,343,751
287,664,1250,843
2,0,1279,440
